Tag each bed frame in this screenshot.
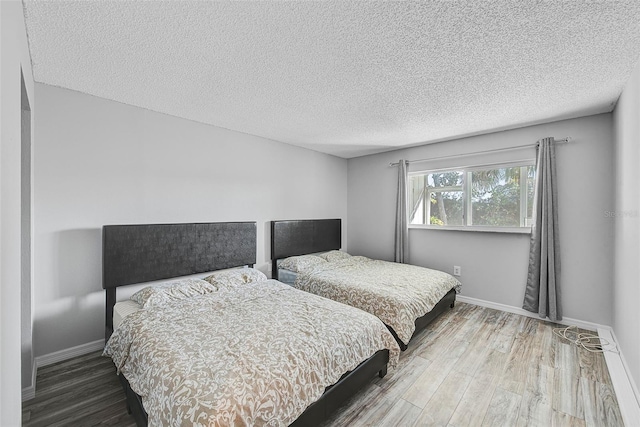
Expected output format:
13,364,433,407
271,218,456,351
102,221,389,427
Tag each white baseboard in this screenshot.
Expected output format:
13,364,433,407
456,295,607,331
21,363,37,401
22,339,105,402
35,339,105,368
598,327,640,426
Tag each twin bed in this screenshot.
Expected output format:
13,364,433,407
103,220,459,426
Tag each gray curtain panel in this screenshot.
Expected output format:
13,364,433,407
523,137,561,320
394,159,409,263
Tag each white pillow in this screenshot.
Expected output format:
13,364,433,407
317,250,352,262
203,268,267,288
130,279,217,309
279,255,327,273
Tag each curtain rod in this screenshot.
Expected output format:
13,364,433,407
389,137,571,167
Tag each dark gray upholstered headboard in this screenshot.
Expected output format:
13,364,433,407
103,222,256,289
270,219,341,280
103,222,256,340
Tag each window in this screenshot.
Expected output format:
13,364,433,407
409,162,535,231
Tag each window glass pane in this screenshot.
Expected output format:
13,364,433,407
430,191,464,226
410,171,463,225
409,175,427,224
428,171,463,187
470,166,522,227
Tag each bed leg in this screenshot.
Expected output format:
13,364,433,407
450,301,455,309
378,366,387,378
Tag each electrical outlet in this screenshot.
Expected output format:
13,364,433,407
453,265,461,276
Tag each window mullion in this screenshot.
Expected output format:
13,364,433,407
464,170,472,226
519,166,527,227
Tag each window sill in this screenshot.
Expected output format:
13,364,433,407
409,224,532,234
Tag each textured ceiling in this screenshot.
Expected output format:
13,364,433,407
23,1,640,158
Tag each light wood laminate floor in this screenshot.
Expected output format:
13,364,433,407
22,303,622,426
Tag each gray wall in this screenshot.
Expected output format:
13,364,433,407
348,114,614,325
613,58,640,395
1,0,35,422
33,83,348,357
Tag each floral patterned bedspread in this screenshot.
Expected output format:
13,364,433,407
293,258,462,345
103,280,399,427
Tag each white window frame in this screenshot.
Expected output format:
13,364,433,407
408,160,535,234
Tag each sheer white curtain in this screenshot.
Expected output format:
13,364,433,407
523,138,562,320
394,159,409,263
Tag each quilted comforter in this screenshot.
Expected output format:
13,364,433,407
292,257,461,345
104,279,399,427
